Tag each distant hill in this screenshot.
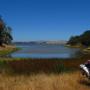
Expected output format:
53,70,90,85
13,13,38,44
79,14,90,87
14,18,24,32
13,40,67,45
45,40,67,45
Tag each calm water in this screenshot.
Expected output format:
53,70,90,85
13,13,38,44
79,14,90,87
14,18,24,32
9,44,82,58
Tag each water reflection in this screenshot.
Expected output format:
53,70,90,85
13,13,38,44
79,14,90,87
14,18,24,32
5,44,83,59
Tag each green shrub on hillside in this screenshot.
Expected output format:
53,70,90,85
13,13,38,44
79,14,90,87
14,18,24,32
67,30,90,46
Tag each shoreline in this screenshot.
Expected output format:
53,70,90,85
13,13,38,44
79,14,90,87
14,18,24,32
0,45,20,56
66,44,90,53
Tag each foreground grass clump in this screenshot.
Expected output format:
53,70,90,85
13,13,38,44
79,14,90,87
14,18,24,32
0,56,89,74
0,59,70,74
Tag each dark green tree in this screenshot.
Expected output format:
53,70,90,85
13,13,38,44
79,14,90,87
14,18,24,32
0,16,13,46
67,30,90,46
80,30,90,46
67,36,80,45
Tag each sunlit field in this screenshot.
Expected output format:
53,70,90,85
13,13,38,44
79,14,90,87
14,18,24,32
0,71,90,90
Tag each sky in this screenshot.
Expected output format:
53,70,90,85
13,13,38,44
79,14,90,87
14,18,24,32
0,0,90,41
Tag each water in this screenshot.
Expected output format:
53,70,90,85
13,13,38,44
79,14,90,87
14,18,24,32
9,44,82,58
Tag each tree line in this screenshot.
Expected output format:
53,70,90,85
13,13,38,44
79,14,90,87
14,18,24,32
67,30,90,46
0,16,13,46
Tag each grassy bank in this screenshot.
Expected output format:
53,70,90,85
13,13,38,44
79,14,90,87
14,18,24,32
0,47,20,56
66,44,90,54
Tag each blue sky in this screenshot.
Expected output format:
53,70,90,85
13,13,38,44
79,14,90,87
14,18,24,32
0,0,90,41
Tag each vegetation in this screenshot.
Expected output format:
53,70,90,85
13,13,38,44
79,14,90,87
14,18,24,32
0,71,89,90
0,58,89,90
0,47,20,56
0,16,17,56
0,16,13,46
67,30,90,47
0,55,89,74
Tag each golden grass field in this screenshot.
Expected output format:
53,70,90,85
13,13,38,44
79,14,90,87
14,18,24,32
0,71,90,90
0,58,89,90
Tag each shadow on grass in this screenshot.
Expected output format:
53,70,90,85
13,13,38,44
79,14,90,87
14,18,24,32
0,59,76,75
0,56,89,75
79,79,90,87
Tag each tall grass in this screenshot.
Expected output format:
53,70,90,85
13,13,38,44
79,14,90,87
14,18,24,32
0,55,89,74
0,71,89,90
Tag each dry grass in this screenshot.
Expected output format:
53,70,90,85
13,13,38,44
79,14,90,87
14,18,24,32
0,55,90,90
0,71,90,90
